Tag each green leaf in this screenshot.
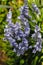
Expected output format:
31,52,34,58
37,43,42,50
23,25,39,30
20,59,24,65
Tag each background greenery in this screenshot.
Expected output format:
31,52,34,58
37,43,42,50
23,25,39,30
0,0,43,65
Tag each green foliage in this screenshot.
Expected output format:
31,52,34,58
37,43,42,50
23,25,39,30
20,59,24,65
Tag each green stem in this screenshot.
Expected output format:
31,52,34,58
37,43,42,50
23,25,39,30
0,5,12,8
39,0,41,5
38,5,43,8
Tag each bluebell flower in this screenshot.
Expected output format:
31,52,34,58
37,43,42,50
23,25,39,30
22,38,28,44
6,9,12,23
22,5,32,19
32,49,36,54
33,41,42,52
32,3,41,15
19,4,32,21
15,35,21,40
34,25,40,32
24,26,30,36
22,6,29,16
37,32,41,39
32,32,41,41
18,29,25,37
29,46,32,49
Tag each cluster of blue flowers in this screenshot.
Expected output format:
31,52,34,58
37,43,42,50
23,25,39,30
32,3,41,15
4,7,30,56
32,25,42,53
4,2,42,56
